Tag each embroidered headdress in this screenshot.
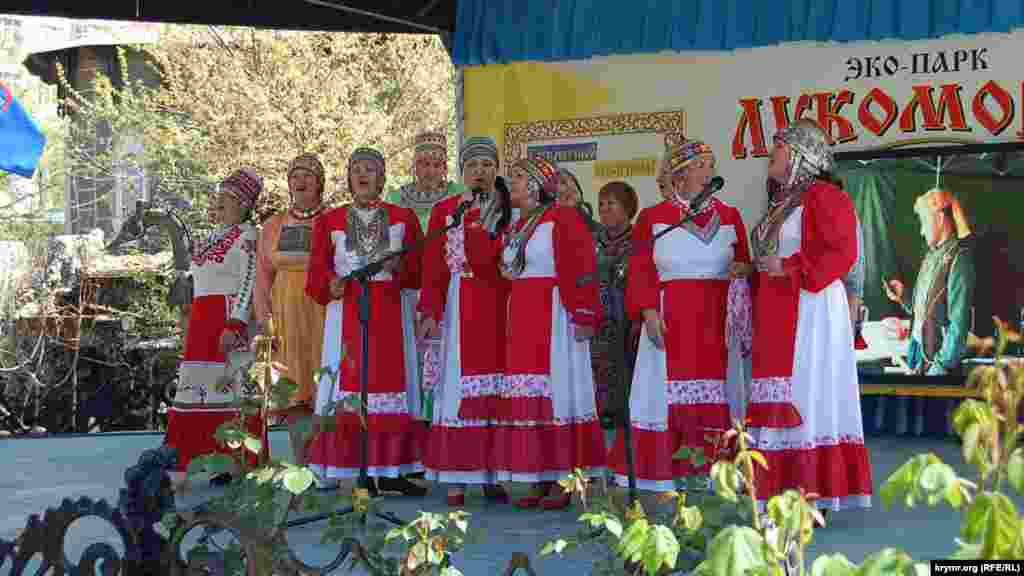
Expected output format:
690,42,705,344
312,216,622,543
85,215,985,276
220,167,263,210
349,147,386,176
668,139,714,177
664,132,686,149
514,155,560,199
558,168,582,194
751,120,835,261
774,118,834,190
459,136,499,170
414,131,447,156
289,153,325,186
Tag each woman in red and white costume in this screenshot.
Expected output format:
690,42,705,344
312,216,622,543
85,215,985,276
489,155,606,510
747,119,872,516
166,168,267,487
608,139,752,492
417,136,512,506
304,147,427,497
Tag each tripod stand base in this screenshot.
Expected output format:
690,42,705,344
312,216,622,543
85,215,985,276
284,480,414,529
285,504,406,529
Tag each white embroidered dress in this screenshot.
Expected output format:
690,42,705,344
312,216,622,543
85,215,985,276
166,223,262,472
746,182,873,511
304,203,425,479
608,198,751,491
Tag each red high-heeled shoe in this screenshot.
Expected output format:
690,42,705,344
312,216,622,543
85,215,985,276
540,491,571,510
514,483,552,508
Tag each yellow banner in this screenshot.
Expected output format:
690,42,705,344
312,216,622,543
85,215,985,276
593,157,658,180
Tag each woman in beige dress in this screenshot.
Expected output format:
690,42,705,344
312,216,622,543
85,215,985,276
253,153,328,467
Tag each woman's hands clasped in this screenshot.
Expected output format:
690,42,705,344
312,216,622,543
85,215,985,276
755,255,785,277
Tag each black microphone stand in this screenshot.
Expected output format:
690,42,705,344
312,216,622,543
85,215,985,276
287,196,477,530
607,189,716,507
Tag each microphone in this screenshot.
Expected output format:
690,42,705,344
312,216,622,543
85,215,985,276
576,201,599,234
688,176,725,212
651,175,726,245
489,178,510,239
452,186,481,222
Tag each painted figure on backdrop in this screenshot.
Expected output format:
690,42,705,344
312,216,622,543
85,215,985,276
387,131,461,425
747,118,873,518
253,153,328,470
304,147,427,497
884,188,974,376
607,139,753,493
417,136,512,506
590,181,640,429
165,168,266,488
490,155,606,510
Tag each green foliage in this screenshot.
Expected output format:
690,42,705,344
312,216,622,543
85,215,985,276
118,269,179,339
540,320,1024,575
142,27,456,214
383,511,474,575
877,320,1024,562
539,468,735,576
0,219,62,241
162,290,1024,574
171,326,477,575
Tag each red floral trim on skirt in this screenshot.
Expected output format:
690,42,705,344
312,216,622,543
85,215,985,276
489,420,606,475
306,420,426,472
752,441,873,502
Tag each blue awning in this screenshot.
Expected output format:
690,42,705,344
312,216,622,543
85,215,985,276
453,0,1024,66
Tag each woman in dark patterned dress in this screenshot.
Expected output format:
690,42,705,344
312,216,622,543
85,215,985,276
591,181,639,428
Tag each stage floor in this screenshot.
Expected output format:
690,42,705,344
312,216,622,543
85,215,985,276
1,430,1015,574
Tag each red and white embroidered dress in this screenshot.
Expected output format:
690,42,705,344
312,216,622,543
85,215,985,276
490,206,606,482
166,223,266,472
608,198,750,491
747,181,873,511
419,196,506,484
304,203,426,479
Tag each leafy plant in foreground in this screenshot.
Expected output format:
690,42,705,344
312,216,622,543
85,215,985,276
543,317,1024,575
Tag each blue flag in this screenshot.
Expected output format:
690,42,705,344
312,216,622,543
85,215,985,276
0,82,47,178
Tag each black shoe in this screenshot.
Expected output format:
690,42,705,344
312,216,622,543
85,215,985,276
376,476,428,497
355,477,379,498
209,473,233,487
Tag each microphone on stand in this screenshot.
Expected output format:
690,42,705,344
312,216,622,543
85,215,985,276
489,176,512,239
452,186,482,223
651,176,725,244
688,175,725,213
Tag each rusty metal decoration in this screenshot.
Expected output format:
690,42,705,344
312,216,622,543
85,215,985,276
0,496,139,575
0,445,178,575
